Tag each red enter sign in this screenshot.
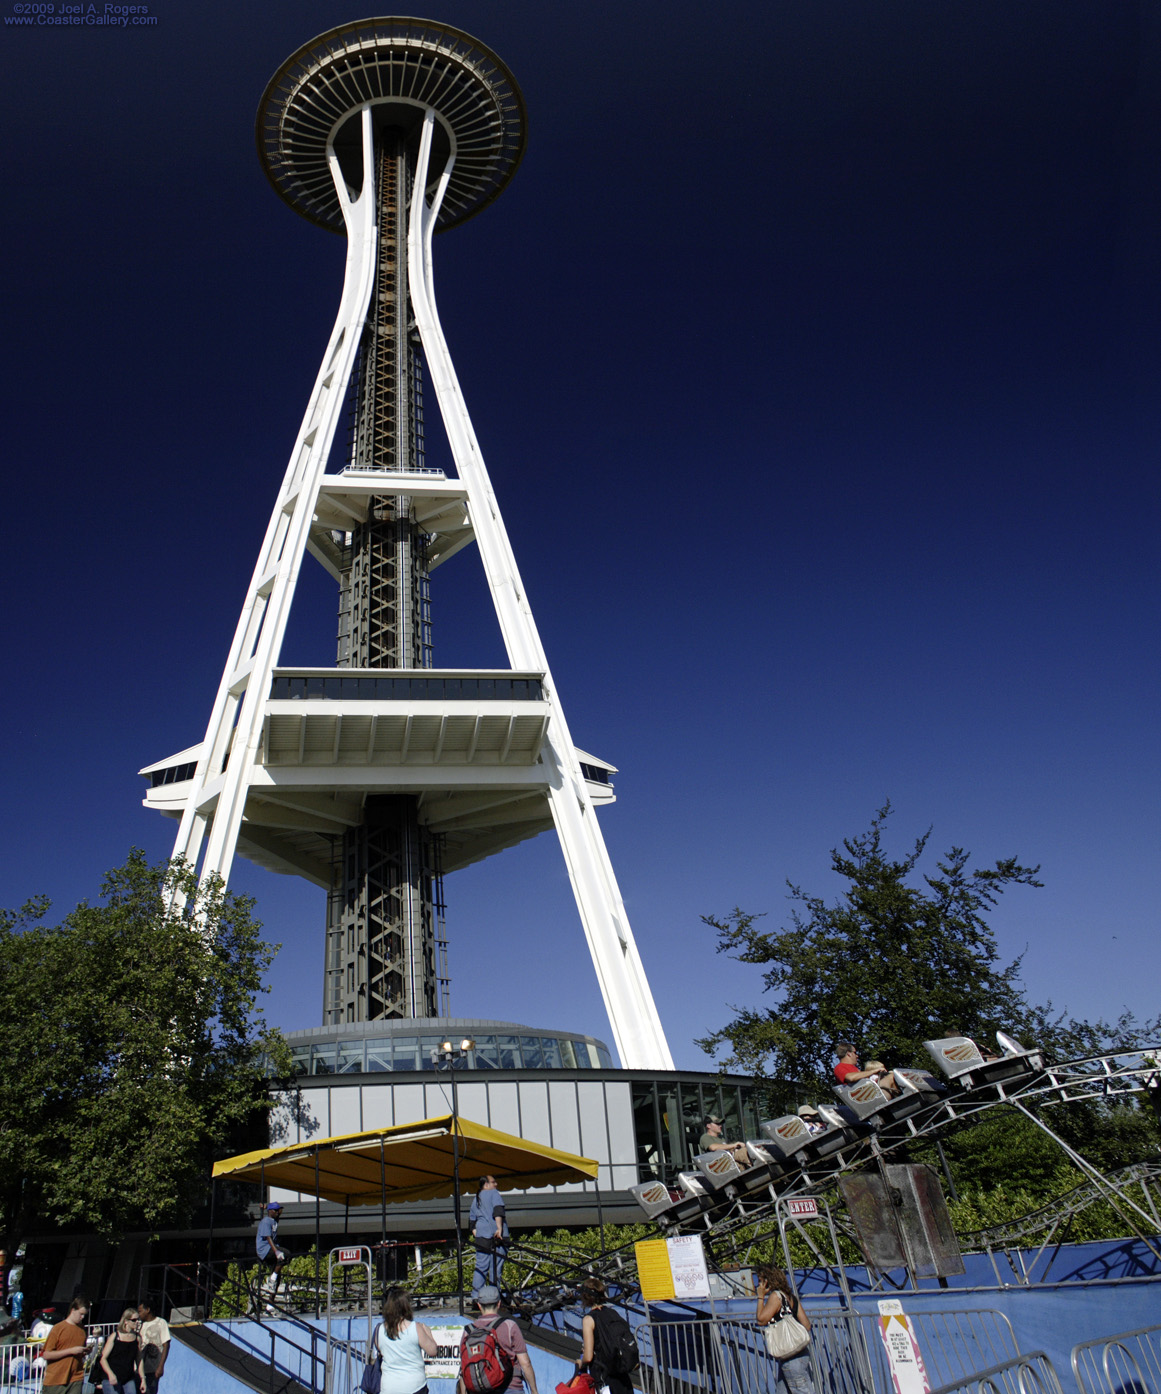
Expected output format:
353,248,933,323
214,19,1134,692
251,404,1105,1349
786,1198,819,1218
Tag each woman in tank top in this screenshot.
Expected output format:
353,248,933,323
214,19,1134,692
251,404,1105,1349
374,1286,438,1394
98,1308,145,1394
755,1265,815,1394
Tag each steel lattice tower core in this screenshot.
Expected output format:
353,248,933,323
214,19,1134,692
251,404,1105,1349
140,17,674,1069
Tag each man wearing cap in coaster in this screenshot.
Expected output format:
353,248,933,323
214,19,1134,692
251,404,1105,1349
459,1286,538,1394
255,1201,287,1301
797,1105,826,1136
698,1115,749,1167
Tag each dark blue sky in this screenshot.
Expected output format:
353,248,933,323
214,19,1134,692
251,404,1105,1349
3,1,1159,1068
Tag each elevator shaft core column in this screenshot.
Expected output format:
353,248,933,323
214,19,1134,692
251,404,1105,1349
324,125,443,1026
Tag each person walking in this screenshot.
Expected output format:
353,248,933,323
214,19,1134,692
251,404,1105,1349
373,1287,437,1394
468,1176,508,1299
97,1309,145,1394
577,1277,635,1394
255,1200,287,1304
460,1286,538,1394
41,1296,91,1393
136,1301,170,1394
755,1265,814,1394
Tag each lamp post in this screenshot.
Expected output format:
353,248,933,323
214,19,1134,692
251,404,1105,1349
433,1037,475,1313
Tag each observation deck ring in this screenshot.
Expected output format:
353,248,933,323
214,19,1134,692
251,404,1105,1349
257,15,526,234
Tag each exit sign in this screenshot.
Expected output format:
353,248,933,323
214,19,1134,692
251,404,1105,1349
338,1248,363,1264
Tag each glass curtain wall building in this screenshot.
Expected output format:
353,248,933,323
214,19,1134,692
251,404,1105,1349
270,1018,764,1230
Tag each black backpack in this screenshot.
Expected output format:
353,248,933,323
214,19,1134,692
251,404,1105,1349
593,1306,640,1380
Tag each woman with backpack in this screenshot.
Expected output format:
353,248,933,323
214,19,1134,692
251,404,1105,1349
373,1287,438,1394
755,1265,815,1394
577,1277,637,1394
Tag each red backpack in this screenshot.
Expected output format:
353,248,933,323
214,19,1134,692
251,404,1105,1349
460,1315,515,1392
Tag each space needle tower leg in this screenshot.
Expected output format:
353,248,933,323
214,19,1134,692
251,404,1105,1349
408,111,674,1071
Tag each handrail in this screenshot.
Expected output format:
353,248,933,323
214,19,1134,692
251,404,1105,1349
162,1259,368,1394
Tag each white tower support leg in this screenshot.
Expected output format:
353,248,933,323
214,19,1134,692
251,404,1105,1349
171,109,380,887
407,113,674,1071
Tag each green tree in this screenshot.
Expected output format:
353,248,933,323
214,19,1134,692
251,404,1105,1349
696,803,1040,1103
0,851,291,1249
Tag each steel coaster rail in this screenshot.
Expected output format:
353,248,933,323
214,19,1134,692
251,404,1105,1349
1071,1321,1161,1394
954,1162,1161,1287
643,1047,1161,1259
960,1163,1161,1251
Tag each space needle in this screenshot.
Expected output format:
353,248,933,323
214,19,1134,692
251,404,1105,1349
140,18,674,1072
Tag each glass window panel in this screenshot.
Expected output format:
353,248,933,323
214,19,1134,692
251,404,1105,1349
540,1037,563,1069
497,1035,520,1070
289,1046,311,1076
659,1089,683,1172
392,1037,420,1071
720,1087,742,1144
740,1085,761,1142
488,1082,519,1135
520,1037,544,1069
311,1044,335,1075
521,1080,549,1139
365,1039,392,1073
596,1045,613,1068
633,1083,662,1183
559,1039,578,1070
472,1036,500,1069
330,1085,360,1134
681,1084,705,1163
549,1080,581,1155
420,1036,445,1071
336,1041,365,1074
577,1082,611,1166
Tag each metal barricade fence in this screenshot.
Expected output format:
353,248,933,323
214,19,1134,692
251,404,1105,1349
637,1308,1022,1394
811,1308,1021,1394
927,1352,1068,1394
637,1315,773,1394
0,1323,117,1392
1072,1323,1161,1394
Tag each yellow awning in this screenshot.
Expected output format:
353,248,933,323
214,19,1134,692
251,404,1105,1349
211,1113,598,1206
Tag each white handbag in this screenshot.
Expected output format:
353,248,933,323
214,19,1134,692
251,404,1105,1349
763,1298,810,1358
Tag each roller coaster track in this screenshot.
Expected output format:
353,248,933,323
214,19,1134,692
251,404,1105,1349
959,1161,1161,1251
486,1047,1161,1307
673,1048,1160,1236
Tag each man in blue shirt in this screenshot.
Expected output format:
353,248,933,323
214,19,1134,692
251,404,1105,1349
255,1201,286,1302
468,1176,508,1299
